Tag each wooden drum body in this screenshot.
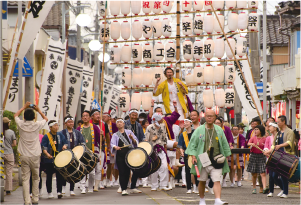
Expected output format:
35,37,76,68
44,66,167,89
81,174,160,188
138,141,161,174
72,145,98,173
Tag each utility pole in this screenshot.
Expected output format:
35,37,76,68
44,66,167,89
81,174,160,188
263,1,267,121
25,43,35,103
0,1,4,202
76,0,82,124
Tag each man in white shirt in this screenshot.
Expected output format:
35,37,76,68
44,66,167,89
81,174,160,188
14,102,48,205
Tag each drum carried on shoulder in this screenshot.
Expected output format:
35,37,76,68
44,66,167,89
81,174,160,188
54,144,98,183
125,142,161,178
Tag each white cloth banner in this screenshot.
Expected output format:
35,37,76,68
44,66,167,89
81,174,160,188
37,38,66,130
65,58,84,116
103,75,114,112
234,60,263,121
108,85,122,118
81,66,94,112
54,91,62,122
5,77,25,113
18,1,54,59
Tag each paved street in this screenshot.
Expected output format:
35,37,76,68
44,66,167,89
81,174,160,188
2,174,300,205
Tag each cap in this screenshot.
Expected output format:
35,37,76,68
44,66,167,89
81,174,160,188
3,117,11,123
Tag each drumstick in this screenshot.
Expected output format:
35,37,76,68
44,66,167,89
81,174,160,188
120,144,131,149
194,162,200,178
252,144,270,156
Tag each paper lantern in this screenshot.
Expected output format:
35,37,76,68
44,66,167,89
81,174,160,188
236,36,247,57
194,15,203,35
185,73,194,85
204,2,213,11
225,87,235,108
152,66,164,85
111,45,121,63
161,18,172,38
121,1,130,16
162,0,173,13
204,14,214,34
215,87,225,108
132,66,143,87
131,92,142,110
142,1,153,14
182,15,193,36
228,12,238,32
121,45,131,63
120,92,130,112
248,12,259,31
203,88,214,109
214,14,224,33
225,64,236,84
248,1,258,9
204,64,213,84
153,1,162,14
213,1,224,10
183,40,193,61
193,65,204,85
142,67,153,87
238,12,248,31
154,42,164,61
165,41,176,62
121,21,130,40
142,19,152,39
214,64,224,84
143,43,153,62
152,18,162,38
225,37,236,59
132,20,142,40
182,1,192,11
193,40,203,60
225,1,236,9
204,38,215,59
100,22,110,41
110,20,120,41
122,67,131,88
193,1,204,11
237,1,247,9
131,1,141,15
110,1,120,16
142,91,153,111
132,43,142,63
214,37,224,59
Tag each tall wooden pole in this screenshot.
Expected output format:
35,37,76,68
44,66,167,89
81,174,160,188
175,1,180,78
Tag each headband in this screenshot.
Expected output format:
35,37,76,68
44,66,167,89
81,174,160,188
139,118,144,122
129,110,139,115
116,119,124,123
103,112,110,117
269,122,279,129
184,119,192,123
91,110,100,116
48,121,58,127
64,117,74,123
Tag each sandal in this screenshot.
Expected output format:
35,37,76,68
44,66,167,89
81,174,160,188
263,188,269,194
252,189,257,194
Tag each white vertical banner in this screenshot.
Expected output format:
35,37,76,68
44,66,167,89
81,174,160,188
65,58,84,116
103,75,114,112
37,38,66,130
54,91,62,122
5,77,25,113
234,60,263,121
108,85,122,118
18,1,54,59
81,66,94,112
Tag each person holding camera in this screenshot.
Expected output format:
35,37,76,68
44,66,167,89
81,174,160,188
14,101,48,205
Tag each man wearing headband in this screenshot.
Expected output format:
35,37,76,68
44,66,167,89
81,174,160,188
76,110,102,193
103,112,118,187
186,109,231,205
178,118,199,194
14,101,48,204
41,120,68,199
145,113,170,191
125,109,145,143
90,109,110,189
59,116,85,196
153,67,188,120
111,118,141,196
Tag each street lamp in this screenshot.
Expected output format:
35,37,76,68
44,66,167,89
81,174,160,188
88,39,102,51
98,53,110,62
76,13,91,27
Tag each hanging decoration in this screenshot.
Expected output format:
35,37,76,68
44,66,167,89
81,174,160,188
142,67,153,87
193,65,204,85
225,64,236,84
152,66,164,85
248,1,258,9
204,38,215,59
193,39,203,60
132,20,142,40
213,1,224,10
165,41,176,62
183,40,193,61
193,1,204,11
152,18,162,38
225,1,236,9
142,91,153,111
100,22,110,41
237,1,247,9
111,45,121,63
204,64,214,84
142,1,153,14
121,20,131,40
237,36,247,58
204,14,214,34
153,1,162,14
154,42,165,61
215,37,224,59
132,66,143,87
121,44,131,63
142,19,152,39
111,20,120,41
225,37,236,59
143,43,153,62
131,92,142,110
203,88,214,109
182,1,192,11
214,14,224,33
225,87,235,108
121,1,131,16
228,12,238,32
122,66,132,88
119,92,130,112
131,1,141,15
162,0,173,13
161,18,172,38
248,11,259,31
214,64,224,84
215,87,225,108
238,12,248,31
194,15,203,35
132,43,142,63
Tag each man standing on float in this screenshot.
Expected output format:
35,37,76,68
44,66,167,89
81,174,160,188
153,67,189,120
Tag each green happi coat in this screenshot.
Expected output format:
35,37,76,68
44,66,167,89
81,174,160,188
185,123,232,175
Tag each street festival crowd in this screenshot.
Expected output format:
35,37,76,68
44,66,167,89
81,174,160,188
3,67,301,205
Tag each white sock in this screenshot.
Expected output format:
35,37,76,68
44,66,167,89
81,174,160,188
193,184,196,190
200,197,205,202
215,198,222,203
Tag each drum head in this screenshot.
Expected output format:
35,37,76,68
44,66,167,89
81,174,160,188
138,142,152,155
72,145,85,159
127,149,146,167
54,150,73,168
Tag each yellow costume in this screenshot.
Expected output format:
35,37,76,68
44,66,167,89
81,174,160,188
153,78,188,115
